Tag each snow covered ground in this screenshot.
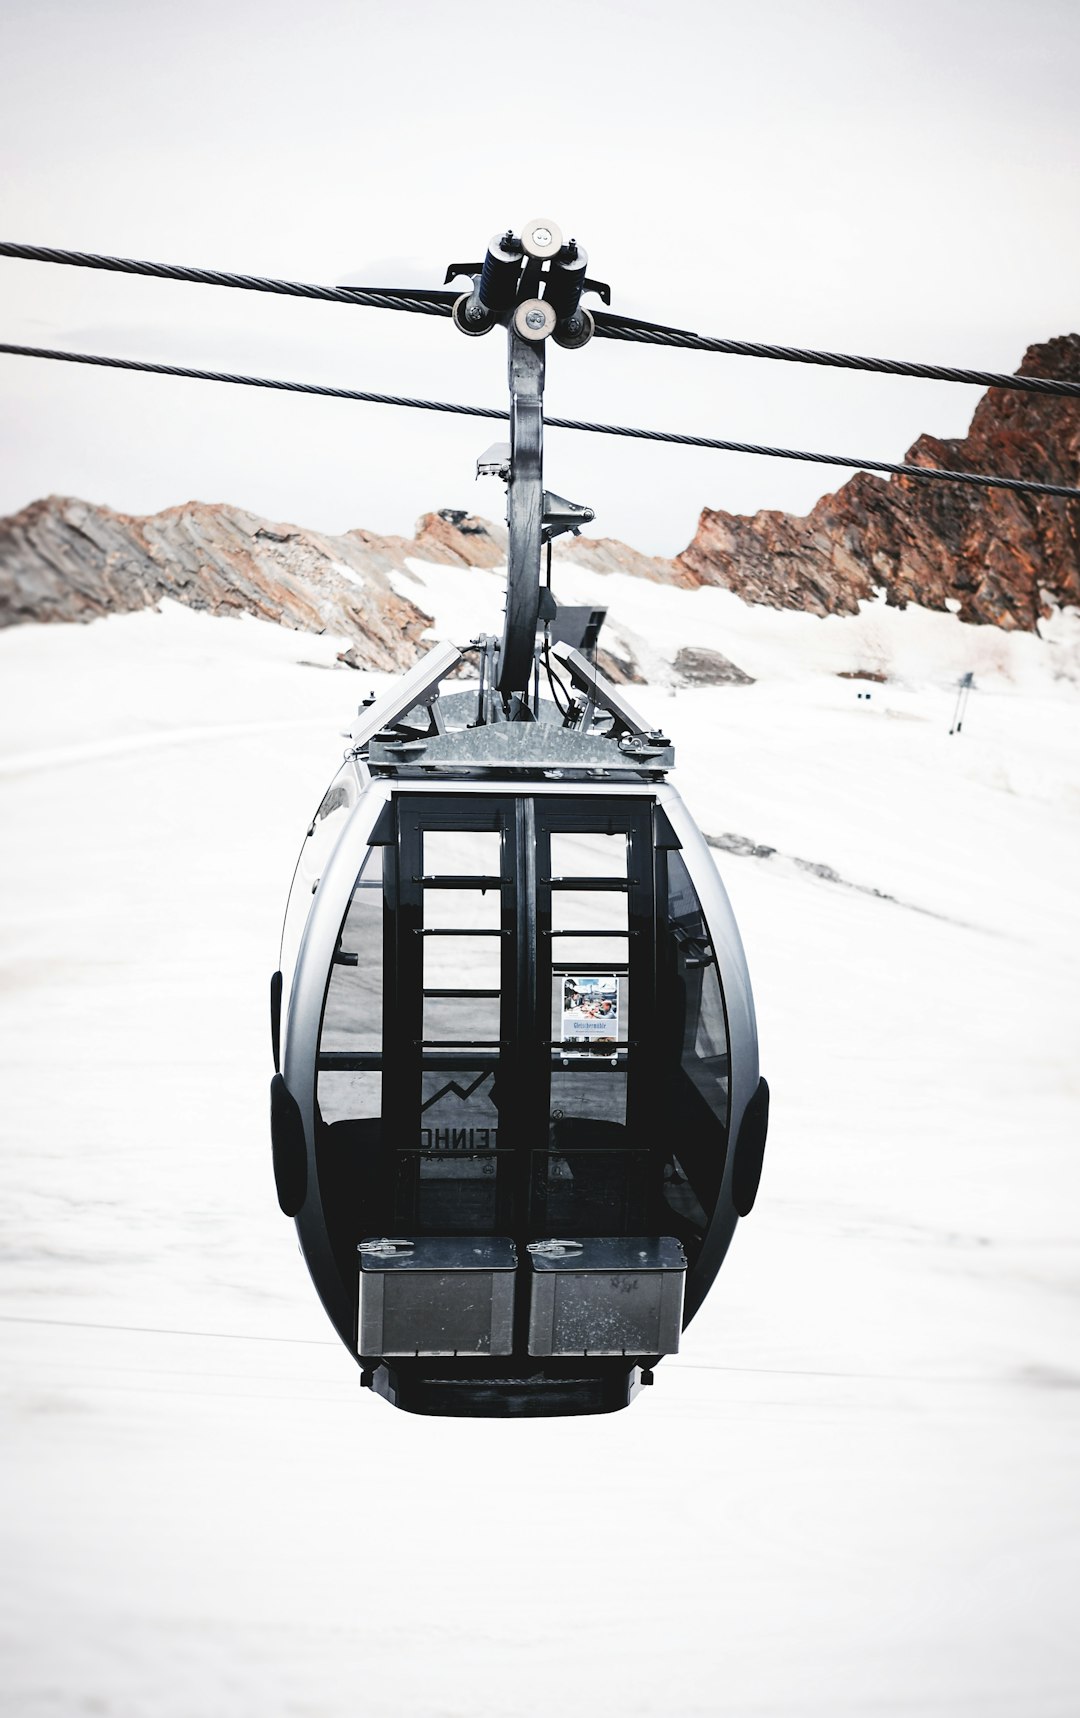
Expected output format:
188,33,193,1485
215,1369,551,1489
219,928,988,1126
1,575,1079,1718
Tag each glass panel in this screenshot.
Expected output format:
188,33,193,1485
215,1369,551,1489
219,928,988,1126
552,936,629,967
423,993,501,1045
549,831,627,878
551,889,628,933
423,829,501,876
687,963,730,1112
549,1068,627,1126
318,1069,381,1126
419,1153,499,1232
666,852,730,1119
695,966,728,1062
424,935,501,990
424,886,501,931
661,852,730,1246
663,1154,708,1231
419,1064,501,1146
532,1149,650,1236
280,762,360,983
395,1151,508,1233
320,852,383,1054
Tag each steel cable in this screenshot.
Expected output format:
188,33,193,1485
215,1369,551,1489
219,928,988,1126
591,310,1080,400
0,240,457,317
2,240,1079,400
3,340,1079,502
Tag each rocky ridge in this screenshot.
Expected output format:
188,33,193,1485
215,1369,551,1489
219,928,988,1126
674,335,1080,630
1,335,1076,667
0,496,428,670
0,495,674,678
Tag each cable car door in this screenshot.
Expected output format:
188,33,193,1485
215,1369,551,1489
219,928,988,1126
382,793,659,1244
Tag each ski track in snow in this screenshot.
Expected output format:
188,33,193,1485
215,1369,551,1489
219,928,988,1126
705,831,998,931
1,591,1079,1718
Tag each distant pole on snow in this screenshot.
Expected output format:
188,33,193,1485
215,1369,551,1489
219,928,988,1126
949,671,975,735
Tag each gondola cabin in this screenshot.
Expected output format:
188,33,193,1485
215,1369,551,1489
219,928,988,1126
271,218,768,1415
271,642,769,1416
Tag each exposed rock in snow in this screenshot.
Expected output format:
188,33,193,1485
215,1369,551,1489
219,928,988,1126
674,645,755,686
1,337,1077,666
559,533,683,584
0,495,436,671
675,334,1080,630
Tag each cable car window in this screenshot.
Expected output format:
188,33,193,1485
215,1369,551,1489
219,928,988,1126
551,889,628,934
320,1069,382,1127
317,849,383,1127
552,935,630,967
549,831,627,878
408,1151,502,1233
683,957,729,1120
532,1148,650,1237
666,850,730,1120
419,1065,502,1143
660,851,731,1246
695,968,728,1068
423,934,501,991
321,850,383,1054
550,1067,627,1126
411,1059,504,1229
423,829,502,877
423,992,501,1044
423,886,501,932
279,762,360,988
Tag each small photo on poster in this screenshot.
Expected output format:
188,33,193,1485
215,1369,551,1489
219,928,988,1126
562,974,619,1050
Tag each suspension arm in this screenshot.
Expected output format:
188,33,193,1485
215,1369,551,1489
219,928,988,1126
498,329,545,697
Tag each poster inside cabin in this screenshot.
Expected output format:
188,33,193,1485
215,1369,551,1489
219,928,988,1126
561,974,619,1049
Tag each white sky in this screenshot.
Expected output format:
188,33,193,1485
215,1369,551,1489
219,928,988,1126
0,0,1077,555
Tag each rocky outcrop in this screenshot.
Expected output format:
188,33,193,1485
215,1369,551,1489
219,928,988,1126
408,511,678,584
0,497,477,670
559,534,680,583
411,510,508,567
675,334,1080,629
2,336,1077,655
0,493,668,674
674,646,755,686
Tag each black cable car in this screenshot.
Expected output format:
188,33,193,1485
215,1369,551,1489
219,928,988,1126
270,222,769,1416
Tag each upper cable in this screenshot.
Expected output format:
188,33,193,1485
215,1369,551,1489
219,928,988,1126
2,240,1078,400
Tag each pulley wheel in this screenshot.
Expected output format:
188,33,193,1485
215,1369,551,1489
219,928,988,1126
553,307,595,351
452,292,494,337
513,298,557,342
520,218,563,260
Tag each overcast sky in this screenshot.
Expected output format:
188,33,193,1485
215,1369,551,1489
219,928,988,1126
0,0,1077,555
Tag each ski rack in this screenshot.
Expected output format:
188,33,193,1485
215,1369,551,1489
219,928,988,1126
348,641,463,750
349,643,673,781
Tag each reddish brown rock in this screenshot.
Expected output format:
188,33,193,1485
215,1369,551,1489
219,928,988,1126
412,510,508,567
557,534,682,584
674,334,1080,630
0,496,431,667
2,336,1077,662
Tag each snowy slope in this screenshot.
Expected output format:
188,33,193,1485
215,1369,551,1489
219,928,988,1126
1,588,1079,1718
